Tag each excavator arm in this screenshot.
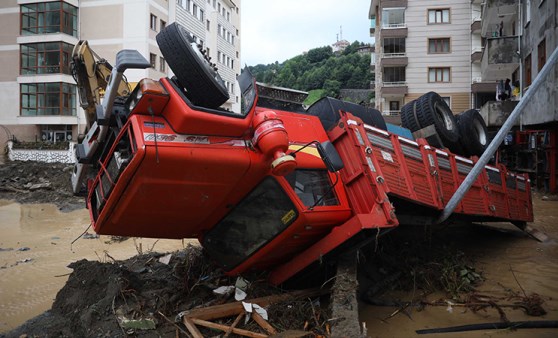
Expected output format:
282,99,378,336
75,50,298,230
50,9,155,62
71,40,131,128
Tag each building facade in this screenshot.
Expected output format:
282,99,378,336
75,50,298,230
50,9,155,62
0,0,241,147
369,0,479,122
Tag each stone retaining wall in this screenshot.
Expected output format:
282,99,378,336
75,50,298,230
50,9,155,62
7,141,76,164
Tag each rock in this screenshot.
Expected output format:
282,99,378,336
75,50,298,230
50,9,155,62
17,247,31,251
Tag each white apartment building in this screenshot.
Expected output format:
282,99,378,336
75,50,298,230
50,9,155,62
0,0,241,147
369,0,480,123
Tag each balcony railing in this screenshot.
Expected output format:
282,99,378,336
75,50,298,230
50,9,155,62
383,52,406,58
381,23,406,29
382,110,401,116
383,81,406,87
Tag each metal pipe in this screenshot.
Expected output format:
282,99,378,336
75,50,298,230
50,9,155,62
437,45,558,224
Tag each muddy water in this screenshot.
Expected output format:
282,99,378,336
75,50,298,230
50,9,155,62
0,200,190,332
360,197,558,338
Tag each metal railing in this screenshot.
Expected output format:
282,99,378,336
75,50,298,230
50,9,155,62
383,52,406,58
382,110,401,116
381,23,406,29
383,81,407,87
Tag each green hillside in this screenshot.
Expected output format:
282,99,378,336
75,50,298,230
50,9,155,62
248,41,373,100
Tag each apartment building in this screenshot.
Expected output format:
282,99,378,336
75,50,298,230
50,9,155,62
0,0,240,147
369,0,477,123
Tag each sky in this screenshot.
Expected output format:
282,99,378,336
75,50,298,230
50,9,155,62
240,0,373,66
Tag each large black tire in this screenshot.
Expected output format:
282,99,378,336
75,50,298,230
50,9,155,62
416,92,459,144
306,97,387,131
400,100,420,132
456,109,488,157
156,22,229,108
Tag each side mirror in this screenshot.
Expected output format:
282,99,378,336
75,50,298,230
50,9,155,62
317,141,344,172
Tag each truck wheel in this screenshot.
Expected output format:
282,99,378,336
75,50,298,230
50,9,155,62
363,108,387,131
156,22,229,108
456,109,488,157
416,92,459,145
400,100,420,132
306,97,387,131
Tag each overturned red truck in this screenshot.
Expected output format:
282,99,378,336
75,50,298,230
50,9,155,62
71,23,533,285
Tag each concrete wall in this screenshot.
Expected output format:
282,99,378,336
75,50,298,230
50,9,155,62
520,0,558,125
7,141,76,163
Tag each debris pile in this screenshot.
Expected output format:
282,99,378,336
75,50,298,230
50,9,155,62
0,161,83,211
4,245,332,337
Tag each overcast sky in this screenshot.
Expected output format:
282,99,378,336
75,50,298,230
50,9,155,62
240,0,373,66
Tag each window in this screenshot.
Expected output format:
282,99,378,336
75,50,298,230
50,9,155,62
381,8,405,28
525,0,531,25
193,4,198,17
538,39,546,72
41,125,73,143
383,37,406,55
21,42,74,75
20,82,76,116
383,67,406,83
21,1,78,37
199,9,204,21
177,0,186,9
150,14,157,30
227,11,230,21
428,38,450,53
150,53,156,68
428,67,450,82
213,0,216,8
441,96,451,107
525,53,532,86
389,101,400,112
428,9,450,24
202,177,298,269
160,20,166,31
159,57,165,72
206,19,210,30
286,170,339,207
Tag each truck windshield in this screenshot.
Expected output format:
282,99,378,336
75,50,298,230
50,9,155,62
203,177,298,270
285,169,339,207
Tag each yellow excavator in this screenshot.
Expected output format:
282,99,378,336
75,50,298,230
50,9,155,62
71,40,132,129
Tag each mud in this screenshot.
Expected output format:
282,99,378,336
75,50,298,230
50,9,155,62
0,161,83,212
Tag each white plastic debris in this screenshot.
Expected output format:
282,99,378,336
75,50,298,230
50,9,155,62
213,285,235,295
234,277,249,301
158,254,172,265
242,302,268,320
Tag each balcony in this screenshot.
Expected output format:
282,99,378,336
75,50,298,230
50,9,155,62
370,53,376,68
471,48,482,63
381,0,408,7
481,0,518,37
380,25,408,38
481,36,519,81
471,18,481,34
381,53,408,66
381,82,408,95
370,17,376,34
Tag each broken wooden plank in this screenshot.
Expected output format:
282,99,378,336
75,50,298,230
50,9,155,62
182,288,328,321
252,311,277,335
183,317,204,338
190,318,268,338
224,312,244,337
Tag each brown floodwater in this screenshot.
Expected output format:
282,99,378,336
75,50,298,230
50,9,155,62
360,197,558,337
0,200,189,332
1,198,557,336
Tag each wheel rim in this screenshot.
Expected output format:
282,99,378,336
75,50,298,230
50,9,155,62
434,102,454,130
473,118,487,145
